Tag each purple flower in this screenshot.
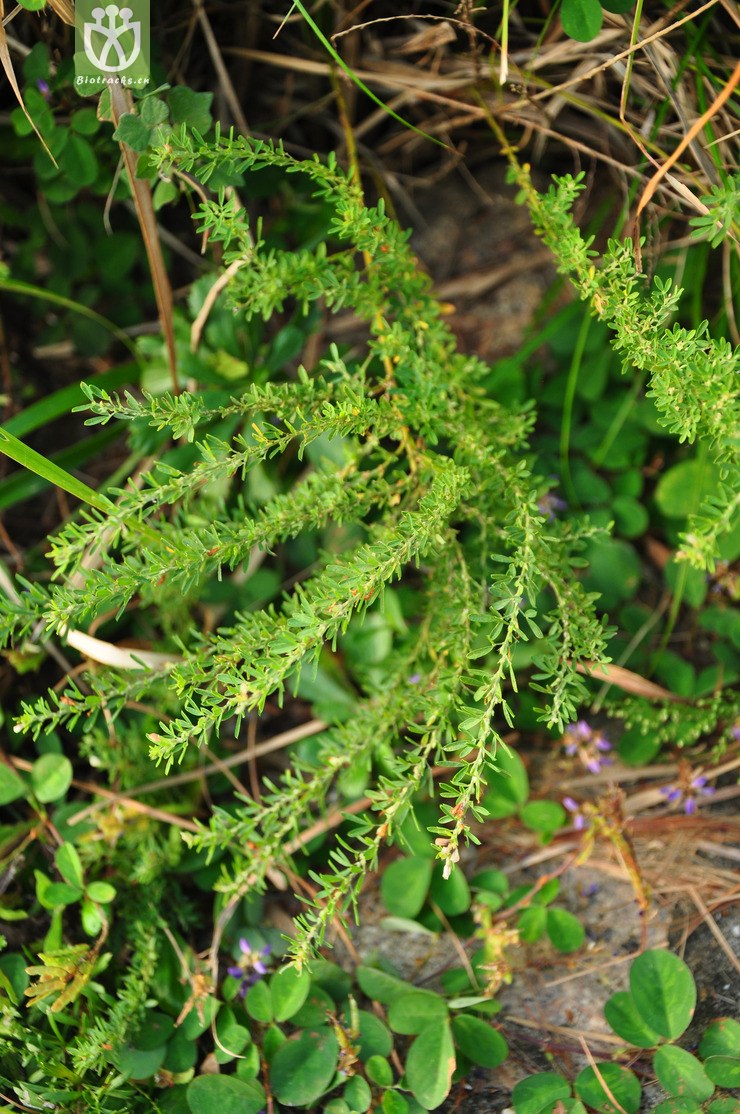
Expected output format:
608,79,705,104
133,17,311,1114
563,796,587,830
36,79,50,99
563,721,612,774
659,768,715,815
408,673,421,684
538,491,567,521
226,940,271,996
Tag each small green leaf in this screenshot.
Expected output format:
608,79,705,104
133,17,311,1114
654,1046,714,1103
366,1055,394,1086
112,113,152,153
356,1009,393,1059
140,96,170,127
702,1056,740,1088
43,882,84,908
575,1064,641,1114
55,842,83,888
245,978,273,1022
561,0,604,41
117,1043,166,1080
32,754,73,803
356,964,411,1005
629,950,696,1039
381,857,433,918
518,905,547,942
604,991,662,1047
214,1006,251,1063
382,1093,409,1114
271,964,311,1021
269,1028,339,1107
387,990,448,1035
85,881,116,904
699,1017,740,1060
186,1074,265,1114
134,1011,175,1051
520,800,567,836
452,1014,508,1068
167,87,213,133
546,908,585,953
179,996,219,1039
512,1071,571,1114
405,1020,456,1109
0,765,26,806
654,460,720,520
484,746,529,806
344,1074,372,1112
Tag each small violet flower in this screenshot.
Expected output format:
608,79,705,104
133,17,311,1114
538,491,567,521
563,796,588,831
563,720,612,774
660,763,715,815
227,940,271,996
36,79,50,99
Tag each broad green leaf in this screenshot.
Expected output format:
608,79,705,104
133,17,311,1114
471,869,509,896
117,1043,166,1079
405,1019,455,1109
163,1031,197,1073
518,905,547,942
343,1074,372,1112
653,1101,702,1114
0,765,25,806
561,0,603,41
699,1017,740,1060
309,958,353,1002
452,1014,508,1067
186,1074,265,1114
55,843,83,889
32,754,73,804
629,950,696,1039
269,1028,339,1106
290,985,334,1028
380,857,433,918
270,964,311,1021
654,1046,714,1103
546,908,585,953
179,996,219,1039
484,746,529,805
387,989,448,1035
168,87,213,133
708,1100,740,1114
112,112,152,153
654,460,720,520
702,1056,740,1088
575,1063,641,1114
382,1093,409,1114
244,978,273,1023
43,882,83,908
356,965,409,1005
214,1006,250,1063
512,1071,571,1114
520,800,567,835
430,862,471,916
366,1055,393,1086
604,991,662,1047
134,1011,175,1051
85,881,116,904
356,1010,393,1059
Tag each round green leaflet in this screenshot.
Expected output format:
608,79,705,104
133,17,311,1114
271,963,311,1021
186,1074,265,1114
575,1063,641,1114
512,1071,571,1114
654,1046,714,1104
405,1019,456,1109
604,990,662,1048
452,1014,509,1068
629,950,696,1039
269,1028,340,1106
